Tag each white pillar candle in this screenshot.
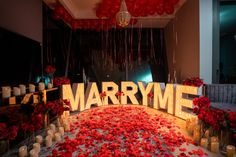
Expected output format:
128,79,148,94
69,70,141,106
13,87,21,96
227,145,236,157
38,82,45,91
211,141,219,153
29,84,35,93
59,127,64,136
47,129,54,138
29,149,38,157
19,84,26,95
49,124,56,133
45,135,52,148
18,145,28,157
32,143,41,153
47,83,53,89
54,132,62,142
2,86,11,98
35,135,43,144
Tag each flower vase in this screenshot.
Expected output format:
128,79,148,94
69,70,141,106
43,113,50,128
0,140,9,155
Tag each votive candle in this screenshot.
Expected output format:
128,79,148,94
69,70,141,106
13,87,21,96
29,84,35,93
226,145,235,157
35,135,43,144
47,83,53,89
18,145,28,157
45,135,52,148
19,84,26,95
47,129,54,139
200,138,208,148
49,123,56,133
54,132,62,142
210,136,218,143
63,122,70,131
38,82,45,91
59,127,64,136
2,86,11,98
29,149,38,157
33,143,40,153
211,141,219,153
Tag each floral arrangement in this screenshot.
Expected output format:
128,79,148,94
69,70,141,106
0,123,18,141
45,65,56,74
193,96,233,133
21,113,43,133
182,77,204,87
35,99,71,116
100,91,107,99
53,76,70,87
228,111,236,130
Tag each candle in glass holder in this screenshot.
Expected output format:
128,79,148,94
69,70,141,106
63,122,70,131
200,138,208,148
211,141,219,153
13,87,21,96
226,145,235,157
29,84,35,93
2,86,11,98
54,132,62,142
35,135,43,144
49,123,56,133
38,82,45,91
210,136,218,143
47,83,53,89
18,145,28,157
29,149,38,157
19,84,26,95
47,129,54,139
33,143,41,153
59,127,64,136
45,135,52,148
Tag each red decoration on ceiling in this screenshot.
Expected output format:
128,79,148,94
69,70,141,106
51,0,179,30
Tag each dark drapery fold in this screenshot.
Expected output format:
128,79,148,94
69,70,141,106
43,27,168,84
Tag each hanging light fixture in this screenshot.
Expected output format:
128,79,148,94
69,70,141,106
116,0,131,27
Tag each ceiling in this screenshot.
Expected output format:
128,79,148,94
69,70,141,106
43,0,187,28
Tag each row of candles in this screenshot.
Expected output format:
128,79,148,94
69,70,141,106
1,82,53,98
18,112,70,157
186,118,235,157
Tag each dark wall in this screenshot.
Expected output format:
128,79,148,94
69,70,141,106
0,27,41,86
0,0,42,43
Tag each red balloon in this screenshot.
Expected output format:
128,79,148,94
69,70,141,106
54,6,65,16
165,5,174,14
157,7,164,15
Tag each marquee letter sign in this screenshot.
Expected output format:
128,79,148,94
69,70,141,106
61,81,202,120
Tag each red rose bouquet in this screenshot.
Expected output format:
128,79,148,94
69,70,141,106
53,76,70,87
0,122,19,141
183,77,204,87
45,65,56,74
